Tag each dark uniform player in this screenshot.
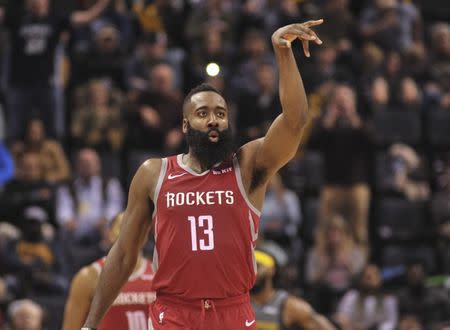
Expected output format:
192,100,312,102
82,20,324,330
251,250,336,330
62,213,155,330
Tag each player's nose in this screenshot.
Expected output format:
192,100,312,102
207,113,219,128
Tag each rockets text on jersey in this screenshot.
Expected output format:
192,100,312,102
150,153,260,299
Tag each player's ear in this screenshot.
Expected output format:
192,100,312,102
182,118,188,134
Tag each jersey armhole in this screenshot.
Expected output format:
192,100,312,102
232,156,261,217
152,158,168,219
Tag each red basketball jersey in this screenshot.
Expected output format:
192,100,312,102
150,154,260,299
93,257,155,330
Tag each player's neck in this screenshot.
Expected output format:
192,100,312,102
252,286,275,305
182,152,211,173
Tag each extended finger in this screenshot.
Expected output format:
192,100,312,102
304,28,323,45
303,19,324,28
302,40,310,57
291,26,317,41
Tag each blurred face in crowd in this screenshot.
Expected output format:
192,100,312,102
183,91,233,169
77,149,101,179
244,31,267,58
385,52,402,76
431,24,450,55
401,77,420,105
204,30,223,55
142,35,167,61
333,85,357,115
20,153,42,182
89,80,110,107
327,0,349,11
360,264,382,293
10,300,43,330
316,44,337,67
27,120,45,147
326,219,346,248
407,263,425,287
371,77,390,105
398,316,423,330
256,63,275,93
96,27,120,53
150,63,174,95
375,0,397,11
28,0,49,17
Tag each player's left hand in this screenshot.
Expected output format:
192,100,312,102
271,20,324,57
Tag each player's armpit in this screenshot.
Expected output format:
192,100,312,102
62,266,98,330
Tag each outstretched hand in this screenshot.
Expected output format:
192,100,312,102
271,19,324,57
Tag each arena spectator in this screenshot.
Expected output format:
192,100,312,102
5,299,44,330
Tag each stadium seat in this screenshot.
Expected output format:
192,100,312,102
373,110,421,146
286,151,324,195
377,198,428,241
374,152,393,192
381,244,437,274
427,110,450,148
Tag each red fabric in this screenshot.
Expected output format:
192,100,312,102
96,258,155,330
148,294,257,329
151,154,260,299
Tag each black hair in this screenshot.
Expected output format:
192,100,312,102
183,83,223,116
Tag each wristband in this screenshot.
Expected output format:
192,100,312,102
81,328,97,330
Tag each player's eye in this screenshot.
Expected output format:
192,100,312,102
198,111,207,117
217,111,226,118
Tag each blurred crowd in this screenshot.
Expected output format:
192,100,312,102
0,0,449,329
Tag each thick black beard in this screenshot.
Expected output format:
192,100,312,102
185,123,234,170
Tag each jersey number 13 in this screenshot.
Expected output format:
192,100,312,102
187,215,214,251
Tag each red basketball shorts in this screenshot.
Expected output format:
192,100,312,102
148,293,257,330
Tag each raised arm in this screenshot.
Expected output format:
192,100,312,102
71,0,110,26
251,21,323,175
83,159,160,328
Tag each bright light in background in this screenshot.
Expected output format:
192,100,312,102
206,62,220,77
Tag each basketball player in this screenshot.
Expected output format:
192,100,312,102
251,250,336,330
62,213,154,330
82,20,324,329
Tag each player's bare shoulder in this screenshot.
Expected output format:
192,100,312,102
133,158,163,201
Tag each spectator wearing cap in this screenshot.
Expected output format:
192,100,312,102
6,299,44,330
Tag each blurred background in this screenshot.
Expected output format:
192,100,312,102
0,0,449,329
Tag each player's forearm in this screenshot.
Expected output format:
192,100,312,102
273,46,308,129
83,241,137,327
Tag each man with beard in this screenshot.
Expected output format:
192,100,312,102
83,19,324,330
251,250,335,330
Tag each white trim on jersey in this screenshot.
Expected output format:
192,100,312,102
232,156,262,216
152,158,168,220
176,154,210,176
